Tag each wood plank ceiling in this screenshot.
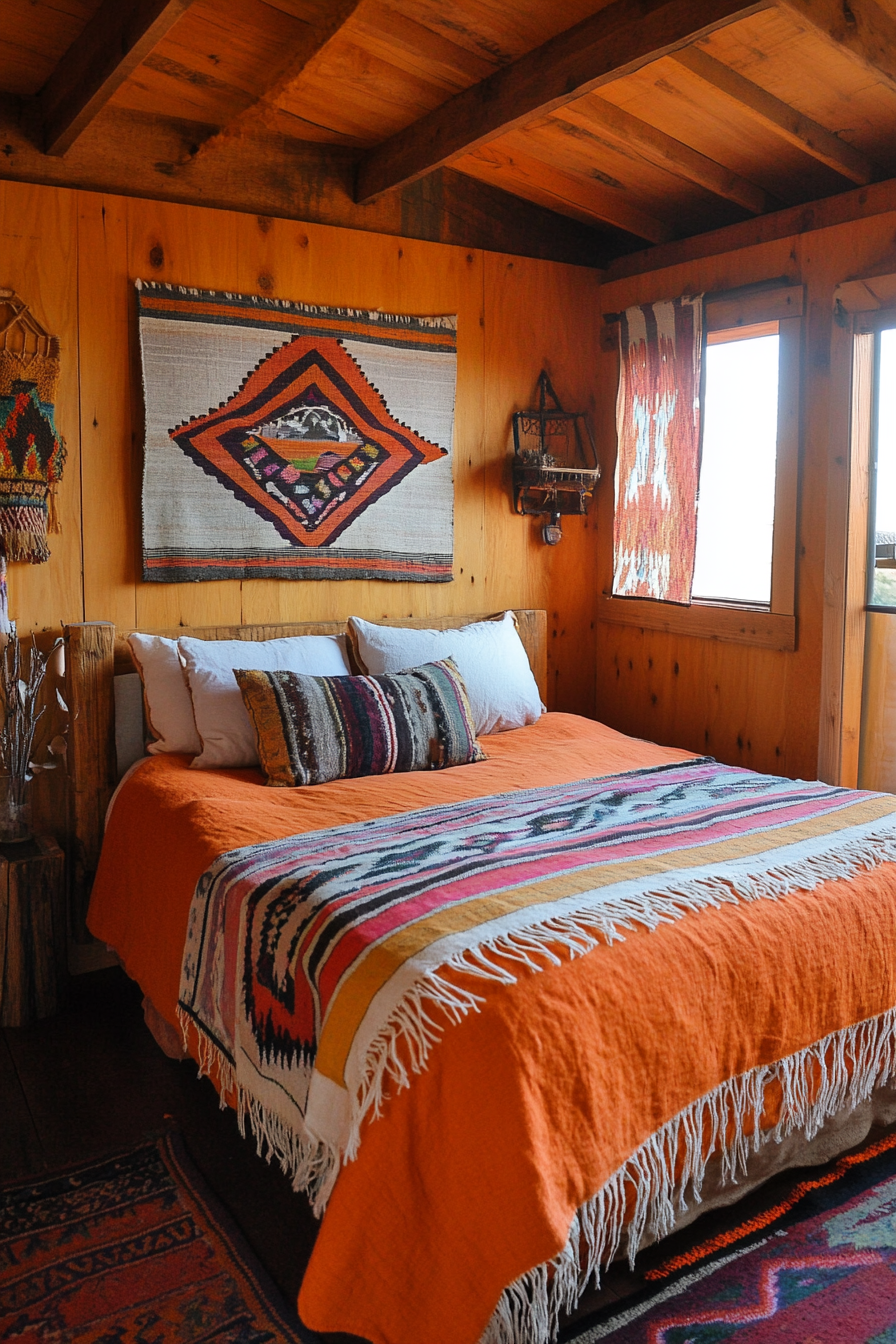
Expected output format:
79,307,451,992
1,0,895,266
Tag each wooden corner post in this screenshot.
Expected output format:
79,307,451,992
64,622,115,940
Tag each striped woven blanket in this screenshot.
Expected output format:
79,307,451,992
177,758,896,1212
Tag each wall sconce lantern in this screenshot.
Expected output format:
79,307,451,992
511,371,600,545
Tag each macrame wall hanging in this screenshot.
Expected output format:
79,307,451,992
0,290,66,627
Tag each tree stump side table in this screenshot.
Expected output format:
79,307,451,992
0,835,67,1027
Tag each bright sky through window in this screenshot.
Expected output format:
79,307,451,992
870,328,896,606
691,333,780,605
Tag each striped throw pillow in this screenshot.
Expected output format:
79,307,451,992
234,658,487,786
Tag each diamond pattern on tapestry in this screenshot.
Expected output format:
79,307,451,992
173,336,446,547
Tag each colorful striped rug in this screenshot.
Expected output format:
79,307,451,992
570,1127,896,1342
0,1132,304,1343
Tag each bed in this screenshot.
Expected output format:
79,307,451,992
64,611,896,1344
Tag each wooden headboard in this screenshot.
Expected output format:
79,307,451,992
63,610,547,935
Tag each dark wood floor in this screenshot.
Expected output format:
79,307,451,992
1,967,339,1339
4,966,889,1342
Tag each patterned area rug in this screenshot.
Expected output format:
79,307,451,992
0,1132,303,1342
569,1128,896,1342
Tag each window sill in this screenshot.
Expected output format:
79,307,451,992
597,594,796,651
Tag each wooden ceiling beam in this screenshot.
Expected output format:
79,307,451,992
460,140,675,243
187,0,364,166
39,0,196,157
554,98,774,214
778,0,896,95
671,47,875,185
603,176,896,282
354,0,772,204
0,99,614,268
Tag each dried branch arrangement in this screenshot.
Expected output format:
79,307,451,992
0,629,67,820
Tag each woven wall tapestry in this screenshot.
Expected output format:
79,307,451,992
612,294,703,604
0,290,65,567
137,282,456,583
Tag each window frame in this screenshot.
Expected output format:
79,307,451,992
598,283,802,652
816,287,884,785
859,311,896,614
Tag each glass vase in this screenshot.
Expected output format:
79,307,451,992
0,773,32,844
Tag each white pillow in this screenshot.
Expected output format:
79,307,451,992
347,611,542,735
127,633,201,756
179,634,350,769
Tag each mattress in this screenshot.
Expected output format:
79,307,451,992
88,712,896,1344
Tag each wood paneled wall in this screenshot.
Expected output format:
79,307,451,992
0,179,602,723
8,174,896,792
597,208,896,781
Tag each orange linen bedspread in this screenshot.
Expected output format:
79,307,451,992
88,714,896,1344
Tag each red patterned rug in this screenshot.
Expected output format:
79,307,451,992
569,1128,896,1342
0,1132,303,1342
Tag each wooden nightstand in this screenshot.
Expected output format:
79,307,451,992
0,835,67,1027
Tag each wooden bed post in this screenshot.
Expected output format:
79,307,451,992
64,622,115,941
515,609,547,704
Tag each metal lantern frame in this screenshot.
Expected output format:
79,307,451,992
511,371,600,544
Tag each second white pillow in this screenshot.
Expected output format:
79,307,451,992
347,611,542,735
179,634,351,769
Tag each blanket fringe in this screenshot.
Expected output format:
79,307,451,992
177,1007,342,1213
478,1003,896,1344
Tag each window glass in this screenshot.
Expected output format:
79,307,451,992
691,329,780,606
869,327,896,608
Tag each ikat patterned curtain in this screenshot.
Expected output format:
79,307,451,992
612,295,703,604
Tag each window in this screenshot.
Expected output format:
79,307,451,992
600,284,801,651
692,323,780,605
867,325,896,610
